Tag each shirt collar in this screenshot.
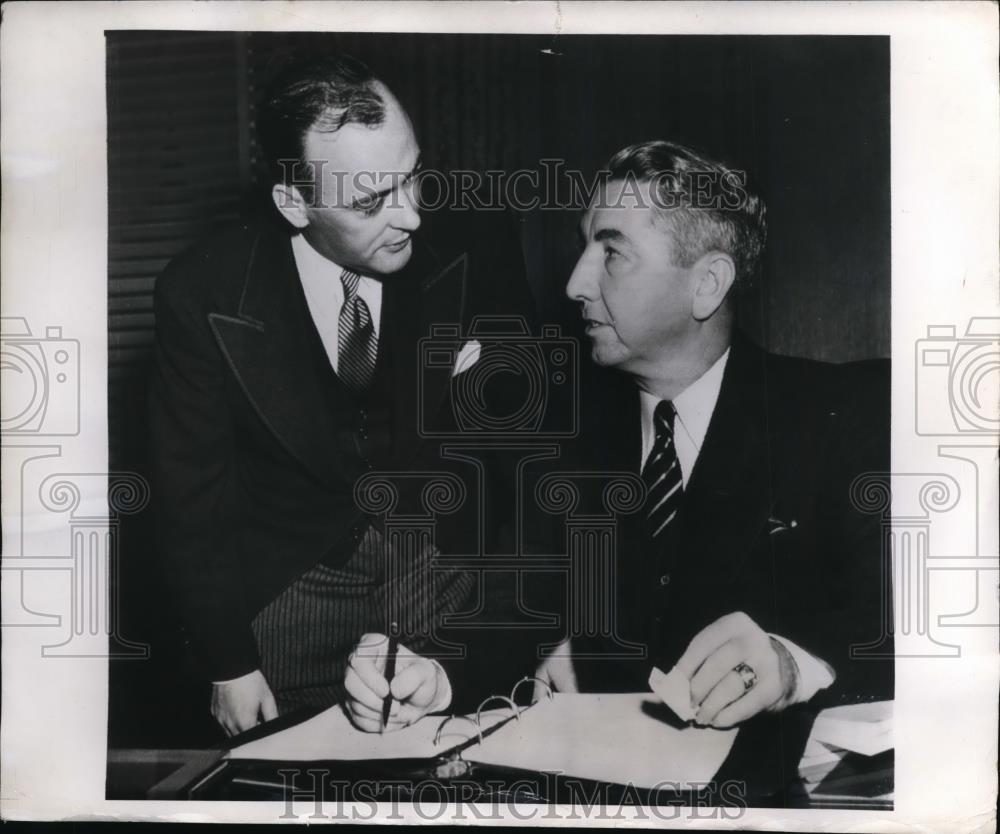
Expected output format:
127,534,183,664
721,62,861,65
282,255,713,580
639,347,731,455
291,232,346,282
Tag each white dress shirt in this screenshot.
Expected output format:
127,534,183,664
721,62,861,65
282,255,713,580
291,232,383,373
638,349,835,704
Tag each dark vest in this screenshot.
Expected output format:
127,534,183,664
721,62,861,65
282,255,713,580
315,280,399,566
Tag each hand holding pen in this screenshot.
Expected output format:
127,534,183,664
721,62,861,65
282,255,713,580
344,630,453,733
380,626,400,731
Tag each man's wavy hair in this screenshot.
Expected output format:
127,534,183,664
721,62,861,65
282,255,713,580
256,53,386,203
605,140,768,288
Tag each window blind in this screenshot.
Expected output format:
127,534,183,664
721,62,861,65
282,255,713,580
107,31,252,466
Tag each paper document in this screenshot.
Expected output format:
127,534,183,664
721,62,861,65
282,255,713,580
229,694,737,788
809,700,893,756
228,704,510,762
468,693,737,788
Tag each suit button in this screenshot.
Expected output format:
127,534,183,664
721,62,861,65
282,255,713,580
659,573,671,587
358,428,368,440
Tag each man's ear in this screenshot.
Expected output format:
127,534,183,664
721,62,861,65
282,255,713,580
271,183,310,230
691,252,736,321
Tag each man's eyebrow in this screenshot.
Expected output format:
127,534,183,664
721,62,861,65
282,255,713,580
594,228,629,245
351,185,391,209
349,154,423,209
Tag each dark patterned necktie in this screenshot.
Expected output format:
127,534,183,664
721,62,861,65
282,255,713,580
337,269,378,390
642,400,684,540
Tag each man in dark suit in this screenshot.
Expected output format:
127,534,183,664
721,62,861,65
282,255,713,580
537,141,891,737
150,55,538,736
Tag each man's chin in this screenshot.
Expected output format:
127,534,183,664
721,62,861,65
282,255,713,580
370,241,414,276
589,343,627,370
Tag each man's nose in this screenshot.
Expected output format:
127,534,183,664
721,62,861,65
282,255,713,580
566,252,597,301
391,182,421,232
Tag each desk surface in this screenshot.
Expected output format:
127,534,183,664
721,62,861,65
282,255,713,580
108,742,892,809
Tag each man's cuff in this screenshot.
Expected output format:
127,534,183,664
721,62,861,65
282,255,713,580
212,669,259,686
769,634,836,704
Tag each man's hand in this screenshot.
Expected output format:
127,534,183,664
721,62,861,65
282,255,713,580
344,633,451,733
675,612,798,728
211,669,279,736
533,638,579,701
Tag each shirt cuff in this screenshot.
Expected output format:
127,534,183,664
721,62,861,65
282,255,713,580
769,634,836,704
212,669,259,686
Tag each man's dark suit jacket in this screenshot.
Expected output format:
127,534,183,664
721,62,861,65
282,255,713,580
568,332,893,710
149,206,541,707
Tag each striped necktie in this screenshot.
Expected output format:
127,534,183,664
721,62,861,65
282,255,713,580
642,400,684,540
337,269,378,390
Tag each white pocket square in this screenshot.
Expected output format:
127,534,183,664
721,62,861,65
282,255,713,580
452,340,482,377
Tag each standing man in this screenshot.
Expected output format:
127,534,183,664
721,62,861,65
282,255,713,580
540,141,891,731
150,54,538,736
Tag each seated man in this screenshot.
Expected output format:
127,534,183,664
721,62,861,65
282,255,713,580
538,140,892,732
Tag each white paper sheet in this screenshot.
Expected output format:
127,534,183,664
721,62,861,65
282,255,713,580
810,700,893,756
228,694,736,789
228,704,511,761
468,693,737,788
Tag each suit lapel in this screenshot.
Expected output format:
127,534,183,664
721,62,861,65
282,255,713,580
208,220,347,486
209,219,472,481
416,249,468,409
672,335,774,583
577,368,648,620
386,242,468,462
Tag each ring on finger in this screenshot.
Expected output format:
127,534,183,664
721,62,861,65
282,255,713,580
733,662,757,692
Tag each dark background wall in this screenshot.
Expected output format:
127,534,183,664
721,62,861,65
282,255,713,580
106,32,889,749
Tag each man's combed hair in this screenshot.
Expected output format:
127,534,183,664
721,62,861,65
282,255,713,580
256,53,386,199
606,140,768,286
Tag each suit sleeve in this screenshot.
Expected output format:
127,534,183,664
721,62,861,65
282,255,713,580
148,260,260,682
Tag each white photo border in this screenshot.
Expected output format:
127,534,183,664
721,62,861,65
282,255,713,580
1,1,997,829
